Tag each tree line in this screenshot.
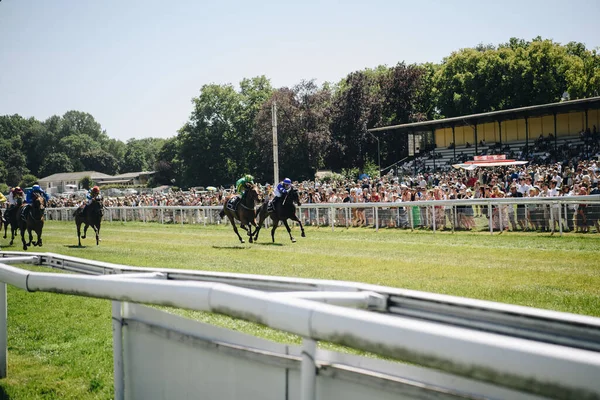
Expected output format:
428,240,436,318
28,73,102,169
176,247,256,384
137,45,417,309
1,37,598,189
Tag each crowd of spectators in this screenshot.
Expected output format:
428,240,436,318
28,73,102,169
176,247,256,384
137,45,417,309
45,157,600,233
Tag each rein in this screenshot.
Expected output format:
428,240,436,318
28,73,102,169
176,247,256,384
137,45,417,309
238,188,259,211
29,205,45,222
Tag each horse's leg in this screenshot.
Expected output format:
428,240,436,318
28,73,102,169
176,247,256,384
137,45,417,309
9,225,15,246
3,214,7,239
27,227,33,246
95,222,101,245
282,219,296,243
82,222,88,239
247,221,254,243
20,225,27,250
76,219,82,246
290,213,306,238
36,225,43,247
228,215,245,243
253,208,266,241
270,217,279,243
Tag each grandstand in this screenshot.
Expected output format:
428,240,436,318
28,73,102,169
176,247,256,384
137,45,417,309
370,96,600,173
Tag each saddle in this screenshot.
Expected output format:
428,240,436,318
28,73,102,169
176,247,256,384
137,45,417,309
19,205,30,221
267,199,275,213
226,196,241,212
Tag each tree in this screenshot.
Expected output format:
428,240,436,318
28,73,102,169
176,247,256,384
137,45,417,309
19,174,39,188
253,80,332,181
39,152,74,177
0,115,33,184
178,83,243,185
153,137,181,186
60,111,107,142
58,134,100,170
79,176,93,190
328,68,385,171
81,150,120,175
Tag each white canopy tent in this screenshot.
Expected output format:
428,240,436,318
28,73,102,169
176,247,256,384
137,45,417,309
453,155,528,170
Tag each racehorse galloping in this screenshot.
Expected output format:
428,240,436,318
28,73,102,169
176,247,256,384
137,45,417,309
254,187,305,243
75,195,104,246
4,197,24,246
219,185,261,243
18,193,45,251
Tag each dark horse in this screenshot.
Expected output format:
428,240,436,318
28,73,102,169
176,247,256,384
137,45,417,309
219,185,262,243
3,197,24,246
18,193,45,251
254,187,305,243
75,195,104,246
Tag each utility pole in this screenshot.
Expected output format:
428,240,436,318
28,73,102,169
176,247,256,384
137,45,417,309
365,122,381,178
272,101,279,185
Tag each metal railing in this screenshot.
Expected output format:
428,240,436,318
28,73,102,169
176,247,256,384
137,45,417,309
1,251,600,399
43,195,600,235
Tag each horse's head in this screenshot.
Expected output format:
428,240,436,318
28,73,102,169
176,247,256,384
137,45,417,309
246,185,262,204
91,195,105,215
288,187,301,206
33,193,45,210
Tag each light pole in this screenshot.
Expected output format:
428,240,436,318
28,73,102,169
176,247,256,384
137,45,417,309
364,122,381,177
368,132,381,178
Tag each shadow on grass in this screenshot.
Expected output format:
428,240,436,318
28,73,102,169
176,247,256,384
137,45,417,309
254,242,284,246
64,245,87,249
212,245,247,250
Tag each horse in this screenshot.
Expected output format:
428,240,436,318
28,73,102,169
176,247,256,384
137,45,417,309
219,185,262,243
3,198,24,246
75,195,104,246
18,193,45,251
254,187,305,243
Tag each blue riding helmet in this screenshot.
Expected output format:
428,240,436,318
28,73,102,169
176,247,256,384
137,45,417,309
283,178,291,185
32,185,41,191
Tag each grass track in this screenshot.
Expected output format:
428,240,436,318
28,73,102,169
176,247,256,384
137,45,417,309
0,221,598,399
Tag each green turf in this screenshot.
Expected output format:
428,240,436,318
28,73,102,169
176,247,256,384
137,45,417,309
0,221,598,399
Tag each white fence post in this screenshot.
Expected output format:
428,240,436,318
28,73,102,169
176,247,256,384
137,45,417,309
0,282,6,379
112,301,124,400
301,338,317,400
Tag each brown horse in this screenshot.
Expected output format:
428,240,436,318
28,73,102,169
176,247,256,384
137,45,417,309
254,187,305,243
219,185,262,243
18,193,45,251
75,195,104,246
3,197,24,246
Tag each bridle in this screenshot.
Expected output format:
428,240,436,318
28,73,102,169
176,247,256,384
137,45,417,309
28,195,45,222
239,187,260,211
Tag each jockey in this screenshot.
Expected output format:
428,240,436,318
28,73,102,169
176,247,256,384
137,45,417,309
77,186,101,215
5,187,23,222
25,184,50,204
273,178,292,207
86,186,101,205
235,174,254,201
7,187,24,206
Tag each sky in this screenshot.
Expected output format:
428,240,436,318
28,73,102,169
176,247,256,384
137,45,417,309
1,0,599,142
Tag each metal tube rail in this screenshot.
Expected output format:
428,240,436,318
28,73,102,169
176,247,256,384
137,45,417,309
0,263,599,399
2,252,600,354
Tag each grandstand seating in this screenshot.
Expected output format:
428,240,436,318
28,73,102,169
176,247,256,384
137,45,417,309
406,135,587,171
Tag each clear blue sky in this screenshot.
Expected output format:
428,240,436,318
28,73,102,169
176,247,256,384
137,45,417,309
1,0,599,142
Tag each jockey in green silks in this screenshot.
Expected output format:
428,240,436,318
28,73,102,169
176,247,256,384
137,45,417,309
236,174,255,201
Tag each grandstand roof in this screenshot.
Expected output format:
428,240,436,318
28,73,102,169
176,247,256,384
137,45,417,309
39,171,113,182
368,96,600,133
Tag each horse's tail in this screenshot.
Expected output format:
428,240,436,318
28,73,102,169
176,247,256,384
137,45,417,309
219,209,225,219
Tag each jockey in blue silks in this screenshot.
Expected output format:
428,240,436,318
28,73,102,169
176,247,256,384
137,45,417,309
22,184,50,218
273,178,292,208
25,184,50,204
